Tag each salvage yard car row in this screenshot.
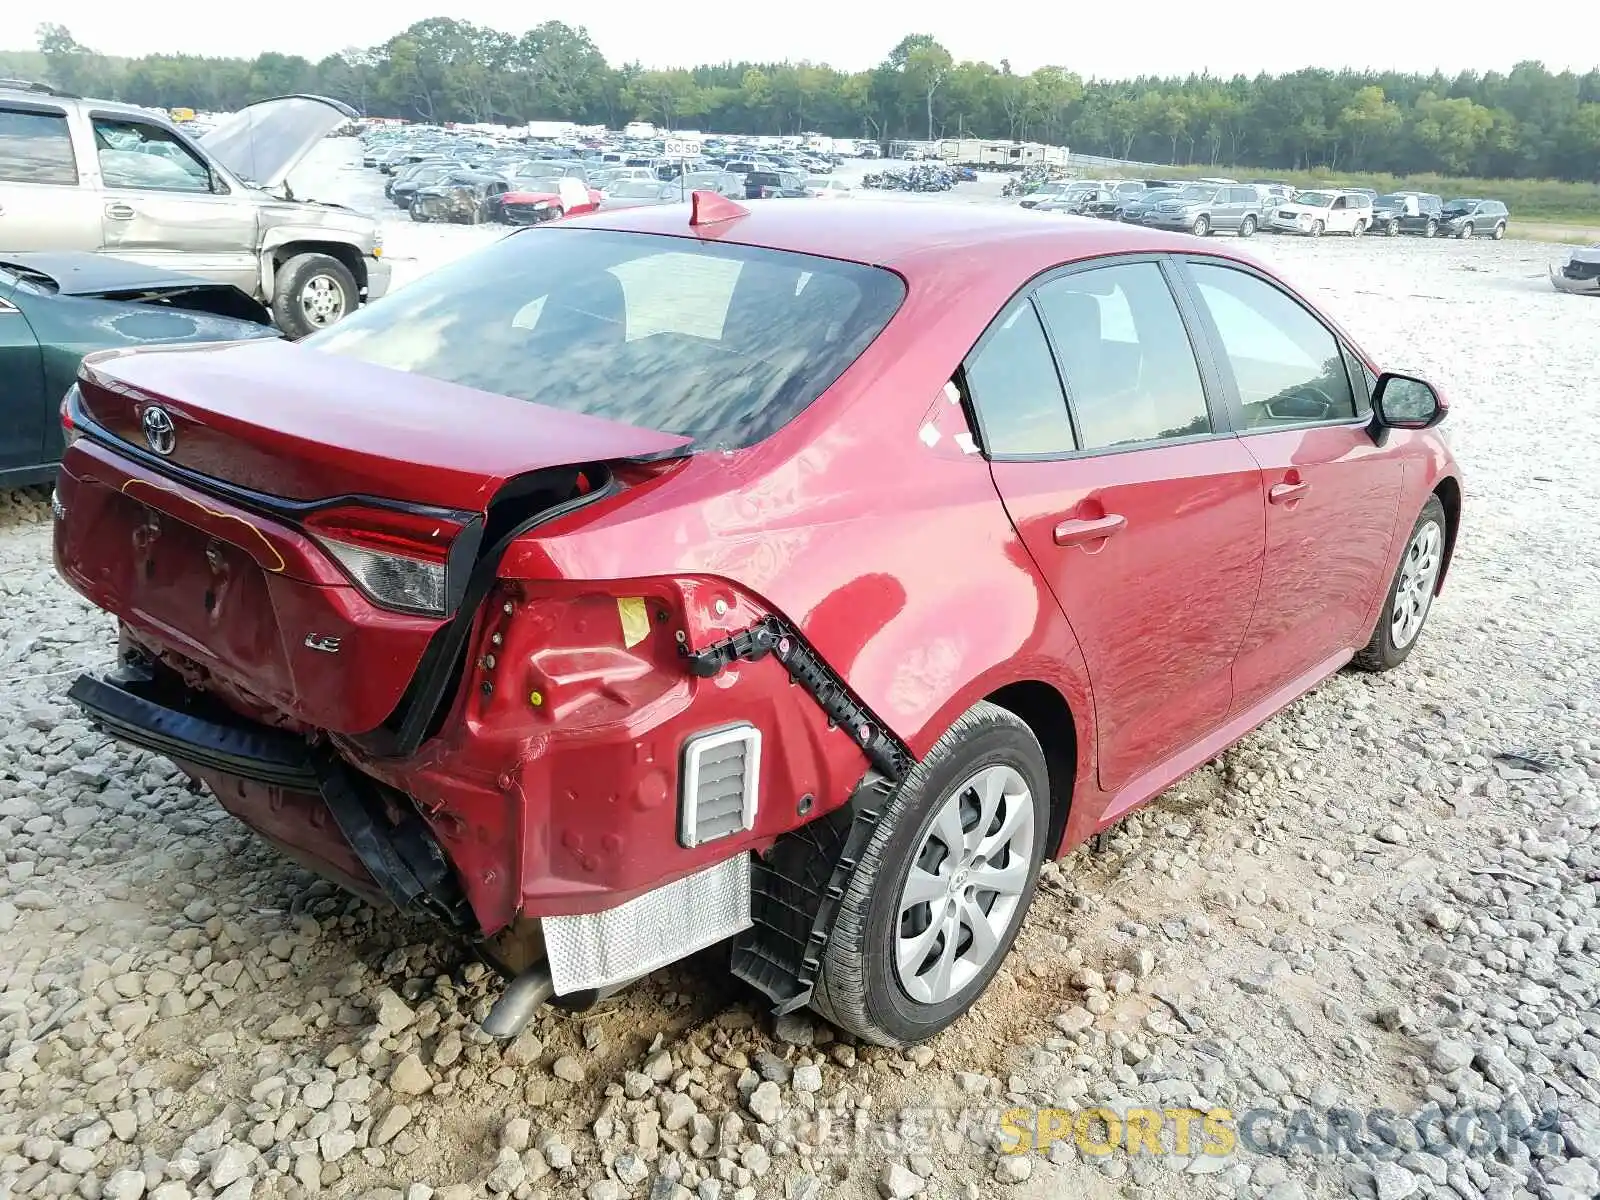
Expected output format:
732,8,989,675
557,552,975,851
1022,176,1515,241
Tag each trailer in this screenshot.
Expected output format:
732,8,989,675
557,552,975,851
941,139,1070,171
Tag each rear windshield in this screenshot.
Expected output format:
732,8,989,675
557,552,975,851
306,228,906,451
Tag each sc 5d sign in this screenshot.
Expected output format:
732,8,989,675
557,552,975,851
664,139,696,159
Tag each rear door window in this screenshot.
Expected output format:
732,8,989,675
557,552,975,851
307,228,905,451
0,108,79,185
963,302,1075,456
1033,262,1212,451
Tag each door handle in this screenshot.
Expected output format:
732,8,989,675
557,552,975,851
1268,480,1311,505
1053,513,1126,547
105,203,136,221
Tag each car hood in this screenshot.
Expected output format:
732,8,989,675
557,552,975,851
200,95,358,190
1567,246,1600,265
2,252,235,297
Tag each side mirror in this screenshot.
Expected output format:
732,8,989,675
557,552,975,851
1371,373,1446,443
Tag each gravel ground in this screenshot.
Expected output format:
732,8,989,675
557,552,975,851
2,141,1598,1200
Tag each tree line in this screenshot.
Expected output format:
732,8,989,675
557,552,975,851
10,22,1600,182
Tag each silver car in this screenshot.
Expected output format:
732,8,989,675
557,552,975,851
0,84,388,337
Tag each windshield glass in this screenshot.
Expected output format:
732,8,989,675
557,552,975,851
1375,194,1408,206
1295,191,1334,207
1443,199,1479,213
305,228,906,451
609,180,665,198
517,162,565,181
1176,185,1217,201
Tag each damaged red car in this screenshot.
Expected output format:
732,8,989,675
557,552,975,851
54,194,1461,1047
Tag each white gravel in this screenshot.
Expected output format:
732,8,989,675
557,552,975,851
0,140,1597,1200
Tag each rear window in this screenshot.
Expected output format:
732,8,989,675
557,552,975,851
306,228,906,451
0,108,79,186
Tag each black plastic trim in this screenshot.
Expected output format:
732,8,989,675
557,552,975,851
67,673,320,791
358,470,623,758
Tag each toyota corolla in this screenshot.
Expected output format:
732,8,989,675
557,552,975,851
53,196,1461,1047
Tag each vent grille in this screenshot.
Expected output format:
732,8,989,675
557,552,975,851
680,724,761,848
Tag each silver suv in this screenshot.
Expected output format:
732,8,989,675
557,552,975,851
0,84,388,337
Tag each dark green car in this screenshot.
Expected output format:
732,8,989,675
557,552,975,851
1,253,278,487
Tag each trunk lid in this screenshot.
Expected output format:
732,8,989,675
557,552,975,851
75,339,690,509
61,339,689,737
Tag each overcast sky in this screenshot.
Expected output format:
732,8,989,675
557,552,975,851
3,3,1598,78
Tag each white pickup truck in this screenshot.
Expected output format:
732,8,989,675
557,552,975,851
0,85,388,337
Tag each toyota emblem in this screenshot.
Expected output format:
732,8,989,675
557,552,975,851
141,406,176,456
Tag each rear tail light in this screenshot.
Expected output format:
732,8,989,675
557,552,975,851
61,386,82,449
304,504,474,617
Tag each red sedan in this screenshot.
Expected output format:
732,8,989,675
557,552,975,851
53,194,1460,1047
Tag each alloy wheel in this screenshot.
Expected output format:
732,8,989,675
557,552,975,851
1390,521,1443,650
895,764,1036,1005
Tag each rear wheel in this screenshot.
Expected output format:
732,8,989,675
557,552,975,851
810,702,1049,1047
1239,215,1257,238
1352,495,1446,673
1493,222,1506,240
271,253,358,340
1352,220,1366,237
1191,214,1210,237
1424,219,1438,239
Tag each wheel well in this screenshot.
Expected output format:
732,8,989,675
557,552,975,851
1433,476,1462,587
985,681,1077,858
272,241,368,295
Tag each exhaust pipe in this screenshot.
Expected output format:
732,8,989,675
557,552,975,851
482,964,556,1038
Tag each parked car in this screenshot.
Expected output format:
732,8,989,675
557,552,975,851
597,179,682,210
1370,193,1444,238
1080,181,1150,220
0,84,389,337
1140,184,1265,237
497,178,602,226
1439,198,1509,240
56,197,1460,1047
1550,244,1600,295
389,163,458,211
744,170,808,200
1033,183,1111,215
1118,188,1181,224
1017,180,1082,209
804,178,855,199
410,172,509,224
1269,190,1373,237
0,251,277,486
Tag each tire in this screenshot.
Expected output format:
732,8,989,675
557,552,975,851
1310,220,1325,238
810,701,1050,1047
271,253,358,340
1424,220,1438,239
1386,219,1400,237
1352,495,1447,673
1352,220,1366,237
1493,222,1506,241
1191,215,1210,237
1458,222,1474,240
1239,215,1257,238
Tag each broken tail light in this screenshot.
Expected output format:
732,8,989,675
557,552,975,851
304,504,478,617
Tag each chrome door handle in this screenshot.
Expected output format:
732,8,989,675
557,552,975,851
1268,481,1311,506
105,203,136,220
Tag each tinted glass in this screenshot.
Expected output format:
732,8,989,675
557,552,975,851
308,228,905,452
0,109,78,185
964,302,1075,456
1034,262,1210,450
94,119,210,192
1189,263,1356,429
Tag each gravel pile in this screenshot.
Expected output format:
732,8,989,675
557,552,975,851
2,148,1597,1199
